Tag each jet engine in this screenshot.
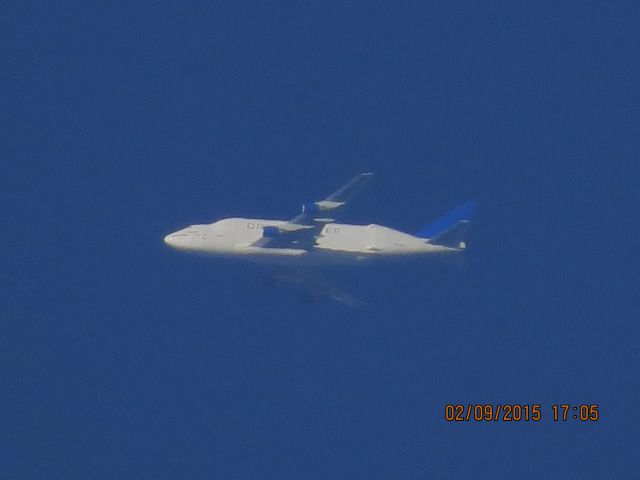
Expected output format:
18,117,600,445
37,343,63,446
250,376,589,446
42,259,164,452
301,200,345,215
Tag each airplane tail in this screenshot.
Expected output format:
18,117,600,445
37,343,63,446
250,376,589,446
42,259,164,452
415,201,476,249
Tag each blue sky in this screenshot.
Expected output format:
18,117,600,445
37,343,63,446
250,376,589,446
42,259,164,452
2,1,638,478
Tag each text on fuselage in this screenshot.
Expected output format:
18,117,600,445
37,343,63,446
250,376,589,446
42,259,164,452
246,222,341,234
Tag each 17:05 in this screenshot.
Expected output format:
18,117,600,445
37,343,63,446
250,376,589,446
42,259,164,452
552,404,599,421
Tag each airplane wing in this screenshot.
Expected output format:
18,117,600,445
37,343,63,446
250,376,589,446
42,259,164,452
252,172,374,249
266,269,365,307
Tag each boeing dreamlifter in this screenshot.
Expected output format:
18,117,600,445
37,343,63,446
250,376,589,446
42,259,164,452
164,173,475,267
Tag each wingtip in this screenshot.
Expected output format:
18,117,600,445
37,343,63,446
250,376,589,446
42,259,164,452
461,200,477,217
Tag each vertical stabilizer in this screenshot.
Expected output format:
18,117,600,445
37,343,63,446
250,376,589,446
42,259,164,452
415,201,476,248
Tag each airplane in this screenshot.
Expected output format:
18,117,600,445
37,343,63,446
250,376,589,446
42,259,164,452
164,173,475,304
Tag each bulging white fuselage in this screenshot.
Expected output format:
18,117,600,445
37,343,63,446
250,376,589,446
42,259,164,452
164,218,457,267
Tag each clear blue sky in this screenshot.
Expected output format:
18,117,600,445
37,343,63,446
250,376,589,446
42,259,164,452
2,1,638,478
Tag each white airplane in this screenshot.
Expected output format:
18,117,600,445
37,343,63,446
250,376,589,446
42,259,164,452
164,173,475,304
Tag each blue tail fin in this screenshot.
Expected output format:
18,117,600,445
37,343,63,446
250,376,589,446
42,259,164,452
415,201,476,248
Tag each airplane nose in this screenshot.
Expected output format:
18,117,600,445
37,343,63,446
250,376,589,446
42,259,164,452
164,234,174,246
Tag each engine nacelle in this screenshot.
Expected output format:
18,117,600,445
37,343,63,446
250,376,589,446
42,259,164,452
301,200,344,215
262,226,280,238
